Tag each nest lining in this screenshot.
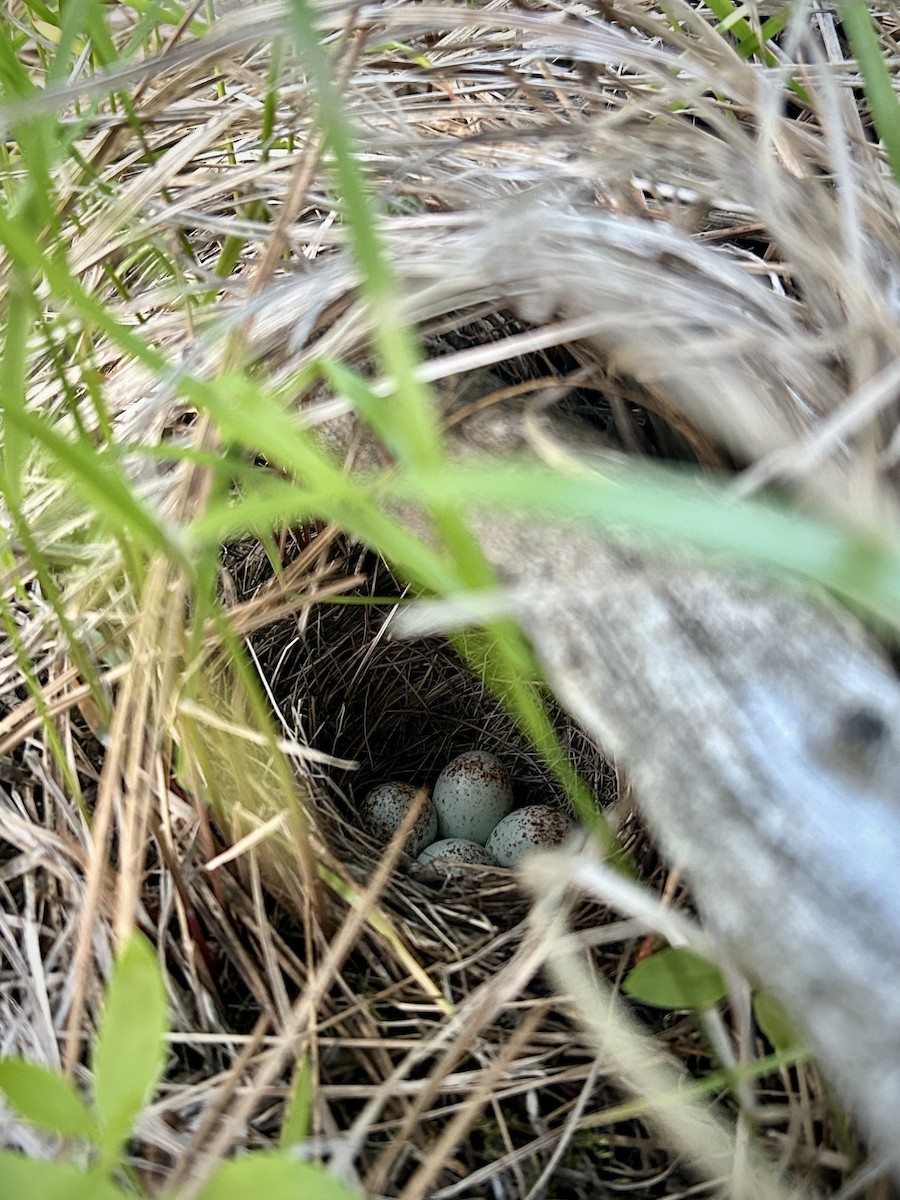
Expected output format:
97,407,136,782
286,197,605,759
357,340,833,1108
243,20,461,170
236,551,619,946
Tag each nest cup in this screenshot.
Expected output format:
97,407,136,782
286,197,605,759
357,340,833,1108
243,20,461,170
250,554,617,944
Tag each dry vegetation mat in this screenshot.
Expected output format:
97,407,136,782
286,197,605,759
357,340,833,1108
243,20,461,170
2,1,900,1198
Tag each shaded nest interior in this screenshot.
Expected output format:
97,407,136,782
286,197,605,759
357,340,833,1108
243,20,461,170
226,309,690,947
235,547,620,939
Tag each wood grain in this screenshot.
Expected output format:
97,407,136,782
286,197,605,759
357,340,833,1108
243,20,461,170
473,518,900,1178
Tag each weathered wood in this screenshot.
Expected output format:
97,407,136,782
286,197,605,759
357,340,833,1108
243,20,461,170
471,519,900,1179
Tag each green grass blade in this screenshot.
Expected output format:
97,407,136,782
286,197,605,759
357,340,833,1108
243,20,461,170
705,0,778,64
278,1056,314,1150
0,281,33,507
0,1154,130,1200
1,404,183,568
283,2,448,481
838,0,900,182
198,1154,362,1200
388,458,900,629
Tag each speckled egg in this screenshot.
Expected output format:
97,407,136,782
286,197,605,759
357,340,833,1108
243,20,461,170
432,750,514,844
360,782,438,857
485,805,574,868
416,838,497,870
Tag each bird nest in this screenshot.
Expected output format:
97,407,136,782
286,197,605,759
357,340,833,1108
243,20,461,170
214,541,701,1197
234,546,620,946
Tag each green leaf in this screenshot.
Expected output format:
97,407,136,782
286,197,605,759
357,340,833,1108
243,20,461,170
0,20,38,97
705,0,777,63
623,948,727,1011
0,279,33,508
92,932,168,1162
837,0,900,183
279,1056,313,1150
21,0,59,24
0,1153,129,1200
320,357,436,469
198,1153,362,1200
753,992,805,1054
0,1059,97,1141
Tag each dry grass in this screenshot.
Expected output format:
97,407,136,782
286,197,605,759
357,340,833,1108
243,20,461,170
2,0,899,1196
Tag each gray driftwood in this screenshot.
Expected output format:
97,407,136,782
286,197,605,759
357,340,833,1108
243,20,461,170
469,519,900,1180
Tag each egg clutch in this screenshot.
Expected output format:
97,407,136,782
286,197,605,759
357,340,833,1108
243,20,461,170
359,749,576,873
